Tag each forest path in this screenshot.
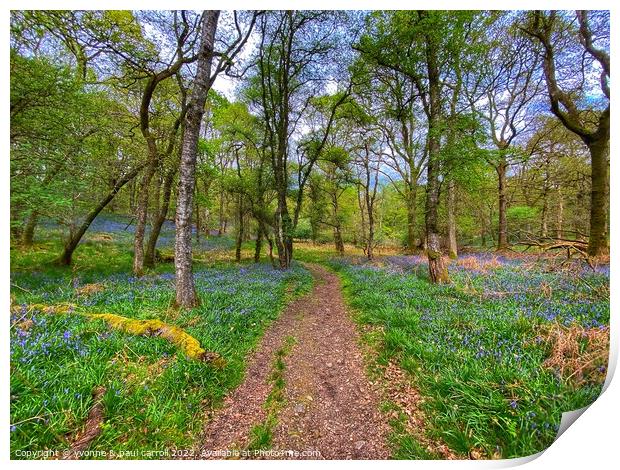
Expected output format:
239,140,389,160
198,263,390,460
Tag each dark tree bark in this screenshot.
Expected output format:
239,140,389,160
58,164,144,266
525,11,610,256
422,19,449,283
144,165,177,268
447,179,458,259
174,10,220,308
588,136,609,254
496,158,508,250
22,210,38,247
333,225,345,255
254,225,263,263
133,152,157,275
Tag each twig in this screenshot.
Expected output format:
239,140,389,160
10,283,32,294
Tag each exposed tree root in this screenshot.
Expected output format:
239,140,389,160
12,303,224,364
91,313,224,364
61,387,106,460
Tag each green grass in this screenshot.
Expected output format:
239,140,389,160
323,254,609,459
10,227,313,459
11,222,609,460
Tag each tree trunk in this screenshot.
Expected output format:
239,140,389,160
243,213,252,241
367,208,374,261
447,179,457,259
310,219,319,245
334,224,344,255
254,224,263,263
274,191,293,269
406,186,417,254
133,144,158,276
556,184,564,239
424,25,448,283
174,10,219,308
22,209,38,247
58,164,144,265
587,138,609,256
496,159,508,251
145,167,176,268
218,191,225,235
235,196,244,262
357,185,367,253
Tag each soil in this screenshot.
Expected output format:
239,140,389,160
198,263,390,460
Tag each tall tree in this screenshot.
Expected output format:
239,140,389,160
174,10,259,307
523,10,610,256
471,17,542,251
354,135,382,260
253,11,350,268
174,10,220,308
132,12,199,276
358,11,471,282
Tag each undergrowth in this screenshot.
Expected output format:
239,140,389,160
10,216,313,459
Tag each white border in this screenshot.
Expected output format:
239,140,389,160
2,1,617,468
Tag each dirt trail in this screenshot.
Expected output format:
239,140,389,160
199,263,390,460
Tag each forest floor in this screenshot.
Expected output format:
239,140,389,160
9,215,610,460
199,263,391,459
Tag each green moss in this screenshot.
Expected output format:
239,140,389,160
90,313,225,364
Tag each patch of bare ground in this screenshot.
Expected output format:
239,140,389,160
197,263,390,460
269,265,390,459
357,323,460,460
196,270,313,458
381,360,458,459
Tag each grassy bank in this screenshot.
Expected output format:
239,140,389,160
10,219,312,458
325,253,608,459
